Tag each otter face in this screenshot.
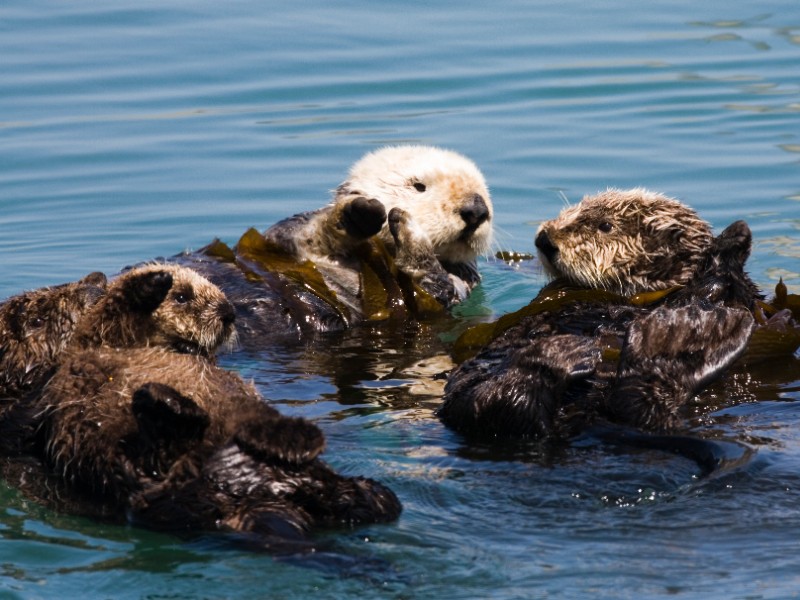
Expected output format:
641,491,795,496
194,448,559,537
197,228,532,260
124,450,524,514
535,189,713,296
336,145,493,265
138,264,237,355
0,272,107,396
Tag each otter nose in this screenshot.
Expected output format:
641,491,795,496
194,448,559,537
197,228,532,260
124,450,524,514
459,194,490,230
535,230,558,263
218,302,236,327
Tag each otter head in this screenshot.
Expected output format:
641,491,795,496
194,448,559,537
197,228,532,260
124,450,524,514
72,264,236,356
335,145,493,268
535,188,714,296
0,272,107,396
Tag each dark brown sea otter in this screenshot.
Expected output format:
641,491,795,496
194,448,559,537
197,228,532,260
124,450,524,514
16,264,400,547
0,272,107,398
439,189,767,443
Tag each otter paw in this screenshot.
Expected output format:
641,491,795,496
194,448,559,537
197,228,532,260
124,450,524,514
125,270,174,314
234,415,326,465
132,382,210,442
341,196,386,239
388,207,441,277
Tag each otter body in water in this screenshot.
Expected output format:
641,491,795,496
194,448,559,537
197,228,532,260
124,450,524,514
0,272,107,398
440,190,760,441
173,145,493,343
3,264,400,547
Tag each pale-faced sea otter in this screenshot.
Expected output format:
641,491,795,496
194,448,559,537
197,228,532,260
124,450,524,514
172,145,493,343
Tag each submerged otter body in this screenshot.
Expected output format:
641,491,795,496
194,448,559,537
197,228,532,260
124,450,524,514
440,190,762,441
37,348,401,542
7,263,400,546
173,145,493,344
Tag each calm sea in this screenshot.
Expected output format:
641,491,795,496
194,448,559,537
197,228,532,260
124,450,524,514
2,1,800,598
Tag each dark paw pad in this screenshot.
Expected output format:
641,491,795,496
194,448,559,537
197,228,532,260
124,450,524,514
234,415,326,465
132,382,210,441
126,270,173,313
341,197,387,239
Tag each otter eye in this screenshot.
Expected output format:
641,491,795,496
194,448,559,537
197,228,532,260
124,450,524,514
173,288,194,304
412,182,426,193
598,221,613,233
28,316,45,328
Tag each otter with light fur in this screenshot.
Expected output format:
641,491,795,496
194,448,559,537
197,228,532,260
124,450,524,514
174,145,493,342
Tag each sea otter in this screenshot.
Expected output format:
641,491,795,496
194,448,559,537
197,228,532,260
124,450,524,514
173,145,493,343
439,190,761,441
0,272,107,398
69,263,236,356
21,264,400,545
534,188,716,296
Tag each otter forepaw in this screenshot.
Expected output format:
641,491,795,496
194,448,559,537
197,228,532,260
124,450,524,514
124,270,174,314
341,196,387,239
388,208,441,278
234,415,326,465
132,382,210,442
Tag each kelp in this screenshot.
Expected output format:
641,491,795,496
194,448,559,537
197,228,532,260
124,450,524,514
742,279,800,364
454,278,800,364
200,228,444,325
453,281,675,360
354,238,445,321
495,250,535,263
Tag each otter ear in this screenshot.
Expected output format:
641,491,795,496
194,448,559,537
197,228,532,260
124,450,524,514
122,270,174,314
334,182,357,199
79,272,108,287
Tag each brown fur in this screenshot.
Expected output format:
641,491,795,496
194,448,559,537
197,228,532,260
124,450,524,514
536,188,714,296
441,219,759,443
25,264,400,543
35,346,401,541
70,263,235,356
172,147,493,341
0,272,107,397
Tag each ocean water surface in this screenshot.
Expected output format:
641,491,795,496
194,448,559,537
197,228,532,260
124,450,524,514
2,1,800,598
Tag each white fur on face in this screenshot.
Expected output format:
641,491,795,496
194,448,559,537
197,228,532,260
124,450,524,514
340,145,493,264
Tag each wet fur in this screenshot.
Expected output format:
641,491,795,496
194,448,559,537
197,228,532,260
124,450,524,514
174,145,492,340
440,219,757,440
70,263,236,356
35,348,401,540
0,272,107,398
536,188,714,296
20,265,400,542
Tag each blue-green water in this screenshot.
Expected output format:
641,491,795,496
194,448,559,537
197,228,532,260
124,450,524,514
2,1,800,598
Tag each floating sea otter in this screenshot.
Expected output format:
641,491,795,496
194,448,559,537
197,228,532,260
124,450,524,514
439,189,794,446
0,272,107,399
172,145,493,343
4,264,400,548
